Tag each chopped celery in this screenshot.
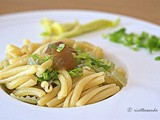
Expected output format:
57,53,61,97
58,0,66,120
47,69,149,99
40,18,120,40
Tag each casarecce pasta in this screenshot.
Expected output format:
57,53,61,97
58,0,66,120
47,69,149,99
0,38,127,108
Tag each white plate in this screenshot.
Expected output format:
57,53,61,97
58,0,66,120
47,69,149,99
0,10,160,120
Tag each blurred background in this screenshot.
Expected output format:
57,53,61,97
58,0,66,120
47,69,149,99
0,0,160,25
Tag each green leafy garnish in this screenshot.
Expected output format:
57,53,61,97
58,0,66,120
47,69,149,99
147,35,159,53
90,58,110,71
57,44,65,52
155,56,160,61
76,53,88,59
69,68,83,77
75,51,110,72
50,44,56,49
31,54,40,60
104,28,160,61
109,28,126,43
77,47,82,54
37,69,58,82
43,55,52,62
28,54,52,65
42,71,50,80
28,54,40,65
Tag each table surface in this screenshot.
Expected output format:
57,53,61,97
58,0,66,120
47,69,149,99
0,0,160,25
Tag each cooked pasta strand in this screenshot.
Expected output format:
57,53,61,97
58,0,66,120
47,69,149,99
9,54,29,65
80,86,99,98
10,93,38,104
84,76,105,90
17,78,37,89
0,62,3,70
87,86,120,104
22,42,41,54
5,75,37,89
57,74,68,99
37,86,60,106
36,59,53,77
70,72,104,107
33,43,48,54
6,44,23,58
55,103,63,108
0,65,30,79
47,97,65,107
28,43,41,54
14,87,46,98
0,55,29,73
116,67,126,76
58,70,72,94
63,90,74,108
41,81,53,93
76,84,116,106
0,66,37,83
0,60,9,70
23,39,31,45
73,41,104,58
57,39,75,47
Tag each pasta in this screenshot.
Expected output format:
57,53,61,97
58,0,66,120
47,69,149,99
57,74,68,99
0,38,127,108
76,84,116,106
6,44,23,58
58,70,72,94
70,72,104,107
73,41,104,59
37,86,60,106
13,87,46,98
46,97,65,107
86,86,120,105
5,75,37,89
41,81,53,93
0,66,37,83
36,59,53,77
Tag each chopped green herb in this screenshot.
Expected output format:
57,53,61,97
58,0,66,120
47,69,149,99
76,53,88,59
31,54,40,60
50,44,56,49
37,69,58,82
155,56,160,61
90,58,110,71
147,35,159,53
75,50,110,72
85,57,92,67
69,68,83,77
50,70,58,80
109,28,126,43
77,47,82,54
43,55,52,62
57,43,65,52
29,54,52,65
104,28,160,61
43,72,50,80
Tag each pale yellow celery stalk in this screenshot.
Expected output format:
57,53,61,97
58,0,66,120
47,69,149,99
51,19,120,40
